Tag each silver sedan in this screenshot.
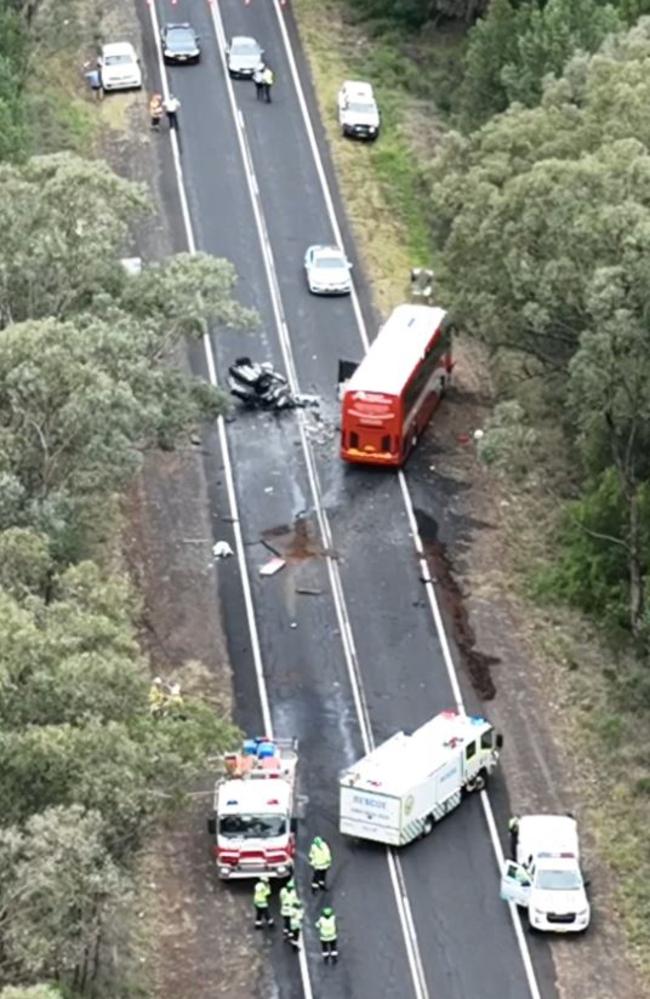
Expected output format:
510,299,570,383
304,245,352,295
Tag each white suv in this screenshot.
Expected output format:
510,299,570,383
337,81,380,141
500,815,591,933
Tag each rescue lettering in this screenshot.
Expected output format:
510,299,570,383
352,794,387,811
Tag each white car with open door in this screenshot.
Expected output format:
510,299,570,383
500,814,591,932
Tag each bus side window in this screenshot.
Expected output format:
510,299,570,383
465,741,476,760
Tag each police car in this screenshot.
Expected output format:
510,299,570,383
500,814,591,932
337,81,380,140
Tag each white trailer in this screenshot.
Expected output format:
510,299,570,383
339,710,502,846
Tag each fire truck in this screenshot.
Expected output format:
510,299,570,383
339,710,503,846
207,736,298,880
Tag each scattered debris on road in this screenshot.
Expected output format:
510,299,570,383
228,357,319,412
212,540,234,559
259,556,286,577
296,587,323,596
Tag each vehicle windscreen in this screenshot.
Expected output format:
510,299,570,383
233,41,259,56
536,868,583,891
105,54,133,65
316,256,344,269
348,101,374,114
219,814,286,839
168,29,193,45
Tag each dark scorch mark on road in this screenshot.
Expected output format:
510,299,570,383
415,508,498,700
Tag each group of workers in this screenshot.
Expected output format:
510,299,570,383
253,835,338,962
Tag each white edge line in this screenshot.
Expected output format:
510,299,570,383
271,0,370,350
145,3,274,743
145,0,310,993
271,4,545,998
207,5,426,998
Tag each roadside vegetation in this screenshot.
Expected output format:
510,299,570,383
0,27,256,990
295,0,650,976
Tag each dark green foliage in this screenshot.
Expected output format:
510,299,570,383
459,0,623,129
344,0,488,29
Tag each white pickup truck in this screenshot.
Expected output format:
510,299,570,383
500,814,591,932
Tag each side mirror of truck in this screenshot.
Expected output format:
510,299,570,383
207,817,216,836
496,733,504,749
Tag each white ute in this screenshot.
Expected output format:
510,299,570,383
500,814,591,932
339,710,502,846
98,42,142,92
337,80,380,140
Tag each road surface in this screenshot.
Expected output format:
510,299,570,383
138,2,559,997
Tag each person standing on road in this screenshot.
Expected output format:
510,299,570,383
149,92,163,130
289,900,304,952
315,907,338,962
253,876,274,929
309,835,332,893
253,63,264,101
508,816,520,859
280,879,298,937
261,64,274,103
164,93,181,130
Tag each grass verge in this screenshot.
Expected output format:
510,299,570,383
292,0,464,314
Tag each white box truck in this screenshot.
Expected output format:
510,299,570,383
339,710,503,846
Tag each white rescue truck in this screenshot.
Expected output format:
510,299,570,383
339,710,503,846
207,737,298,880
500,815,591,932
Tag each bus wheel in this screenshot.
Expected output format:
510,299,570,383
421,815,434,837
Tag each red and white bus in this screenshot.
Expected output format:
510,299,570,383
340,304,452,467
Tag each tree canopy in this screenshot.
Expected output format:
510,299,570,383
431,18,650,636
0,152,248,991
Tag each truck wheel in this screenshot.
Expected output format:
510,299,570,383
421,815,434,837
468,769,488,793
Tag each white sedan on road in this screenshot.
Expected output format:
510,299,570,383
304,244,352,295
99,42,142,91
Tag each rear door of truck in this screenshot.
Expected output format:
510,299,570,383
339,785,401,845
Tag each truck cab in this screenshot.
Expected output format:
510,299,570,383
500,815,590,932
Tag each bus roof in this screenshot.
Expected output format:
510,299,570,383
345,304,447,398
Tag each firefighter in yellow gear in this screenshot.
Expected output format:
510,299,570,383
253,876,274,929
309,835,332,892
316,907,338,962
280,879,299,937
289,901,303,951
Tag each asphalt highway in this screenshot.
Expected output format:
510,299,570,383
139,1,560,996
